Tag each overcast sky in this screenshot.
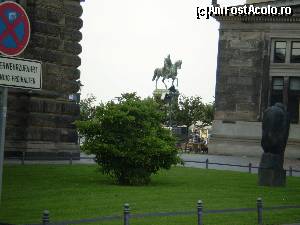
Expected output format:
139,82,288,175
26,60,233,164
80,0,246,103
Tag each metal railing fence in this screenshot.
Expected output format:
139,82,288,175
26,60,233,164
5,154,300,176
3,156,300,224
3,198,296,225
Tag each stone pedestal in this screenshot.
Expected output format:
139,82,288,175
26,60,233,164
258,153,286,187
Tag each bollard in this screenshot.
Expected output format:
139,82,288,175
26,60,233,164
205,159,209,169
21,151,25,165
257,198,263,225
289,166,292,177
248,163,252,173
197,200,203,225
124,203,130,225
69,153,73,165
42,210,50,225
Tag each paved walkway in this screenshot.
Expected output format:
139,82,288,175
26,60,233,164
4,153,300,176
180,153,300,176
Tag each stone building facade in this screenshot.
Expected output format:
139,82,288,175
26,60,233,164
4,0,82,158
209,0,300,158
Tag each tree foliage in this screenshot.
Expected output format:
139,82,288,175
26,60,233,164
173,95,214,128
153,93,169,124
201,102,214,127
76,94,181,185
79,94,97,121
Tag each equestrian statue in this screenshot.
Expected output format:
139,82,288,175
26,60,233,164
152,55,182,89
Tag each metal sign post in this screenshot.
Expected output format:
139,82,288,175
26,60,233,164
0,0,33,203
0,86,7,202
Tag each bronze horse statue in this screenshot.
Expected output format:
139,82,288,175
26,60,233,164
152,55,182,89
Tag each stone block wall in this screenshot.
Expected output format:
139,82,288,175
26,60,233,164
215,23,269,122
211,4,300,158
4,0,82,159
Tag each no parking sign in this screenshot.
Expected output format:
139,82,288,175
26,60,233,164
0,1,41,91
0,1,30,56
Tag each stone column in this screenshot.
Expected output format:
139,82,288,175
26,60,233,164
5,0,83,159
283,77,289,108
298,100,300,124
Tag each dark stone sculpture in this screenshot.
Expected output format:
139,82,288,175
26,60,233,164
258,103,290,187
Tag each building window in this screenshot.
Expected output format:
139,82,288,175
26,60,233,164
288,78,300,123
291,41,300,63
290,77,300,91
272,77,284,90
271,77,284,106
274,41,287,63
270,77,300,123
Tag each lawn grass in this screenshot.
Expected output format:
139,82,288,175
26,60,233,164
0,165,299,225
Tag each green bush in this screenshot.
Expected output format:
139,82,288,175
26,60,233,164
76,94,181,185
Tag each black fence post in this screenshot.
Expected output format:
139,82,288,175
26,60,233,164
197,200,203,225
257,198,263,225
69,153,73,165
205,159,209,169
289,166,292,177
42,210,50,225
124,203,130,225
248,163,252,173
21,151,25,165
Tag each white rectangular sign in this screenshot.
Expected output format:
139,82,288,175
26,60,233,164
0,56,42,90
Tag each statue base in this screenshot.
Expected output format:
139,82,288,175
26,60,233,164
153,89,168,96
258,153,286,187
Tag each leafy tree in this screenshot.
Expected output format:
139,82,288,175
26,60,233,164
153,93,169,124
174,95,214,128
76,94,181,185
79,94,97,121
201,102,215,127
174,95,203,128
119,92,140,101
78,94,98,147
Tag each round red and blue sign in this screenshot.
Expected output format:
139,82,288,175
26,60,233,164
0,1,30,56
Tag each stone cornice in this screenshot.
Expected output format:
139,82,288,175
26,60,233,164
214,1,300,23
231,0,300,8
243,0,300,8
215,16,300,23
